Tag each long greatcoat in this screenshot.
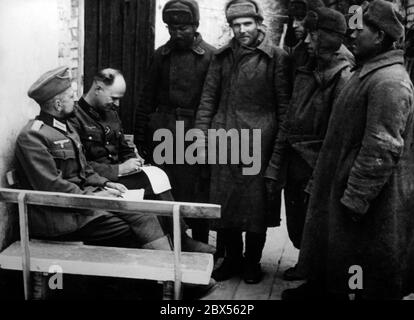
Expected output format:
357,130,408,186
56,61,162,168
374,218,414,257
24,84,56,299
195,32,291,233
297,50,414,299
134,33,215,203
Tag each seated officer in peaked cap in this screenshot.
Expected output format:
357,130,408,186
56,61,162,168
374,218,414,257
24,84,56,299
16,67,218,298
69,68,215,254
15,66,174,251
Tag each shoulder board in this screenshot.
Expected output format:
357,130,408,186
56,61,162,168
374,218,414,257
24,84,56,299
31,120,44,131
400,80,413,92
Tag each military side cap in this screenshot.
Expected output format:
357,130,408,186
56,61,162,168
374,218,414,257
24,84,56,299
162,0,200,25
364,0,403,40
28,66,71,104
225,0,264,23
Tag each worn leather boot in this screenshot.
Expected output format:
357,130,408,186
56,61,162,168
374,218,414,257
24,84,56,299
141,235,172,250
212,230,243,281
183,278,218,300
243,261,263,284
243,232,265,284
212,256,243,281
283,264,305,281
182,234,216,254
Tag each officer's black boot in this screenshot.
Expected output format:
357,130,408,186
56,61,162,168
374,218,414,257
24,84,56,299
212,229,243,281
243,232,266,284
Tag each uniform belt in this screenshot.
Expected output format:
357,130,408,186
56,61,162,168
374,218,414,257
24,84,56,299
156,106,195,118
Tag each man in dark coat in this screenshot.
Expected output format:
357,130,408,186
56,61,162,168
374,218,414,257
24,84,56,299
283,0,414,300
70,68,215,254
134,0,216,243
195,0,291,284
16,66,172,251
266,7,354,281
285,0,325,79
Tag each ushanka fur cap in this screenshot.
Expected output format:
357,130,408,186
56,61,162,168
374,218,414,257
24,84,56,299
363,0,403,40
305,8,347,53
288,0,325,18
225,0,264,23
162,0,200,25
304,7,347,35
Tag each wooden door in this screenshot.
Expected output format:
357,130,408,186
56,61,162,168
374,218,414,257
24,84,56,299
84,0,155,133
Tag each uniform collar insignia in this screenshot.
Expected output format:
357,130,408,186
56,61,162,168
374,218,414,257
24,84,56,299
53,118,67,132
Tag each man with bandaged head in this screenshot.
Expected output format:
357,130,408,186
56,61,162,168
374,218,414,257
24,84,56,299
266,7,354,282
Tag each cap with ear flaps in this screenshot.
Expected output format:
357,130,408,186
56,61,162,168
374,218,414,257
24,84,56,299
225,0,264,23
162,0,200,25
305,8,347,53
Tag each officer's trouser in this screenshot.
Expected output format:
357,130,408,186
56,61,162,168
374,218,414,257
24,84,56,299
50,211,171,250
118,171,189,236
284,150,312,249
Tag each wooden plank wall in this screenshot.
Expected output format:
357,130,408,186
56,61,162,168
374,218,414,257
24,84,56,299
84,0,156,133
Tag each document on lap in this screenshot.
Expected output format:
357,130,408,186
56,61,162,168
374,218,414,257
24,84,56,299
121,189,145,201
141,166,172,194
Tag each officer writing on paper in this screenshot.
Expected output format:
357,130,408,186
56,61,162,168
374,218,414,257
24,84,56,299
69,68,167,200
15,66,172,251
69,68,215,254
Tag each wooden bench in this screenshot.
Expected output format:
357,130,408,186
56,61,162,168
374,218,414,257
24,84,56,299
0,188,220,300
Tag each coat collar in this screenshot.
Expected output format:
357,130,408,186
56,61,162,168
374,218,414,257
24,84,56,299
37,111,68,134
358,49,405,79
296,46,352,86
77,97,103,121
215,28,274,59
314,59,350,87
161,33,206,56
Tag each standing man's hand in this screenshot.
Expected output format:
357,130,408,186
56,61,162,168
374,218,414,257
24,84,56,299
265,178,282,198
265,178,283,227
342,204,363,223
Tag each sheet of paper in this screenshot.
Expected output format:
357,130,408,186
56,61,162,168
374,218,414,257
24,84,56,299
121,189,145,201
141,166,172,194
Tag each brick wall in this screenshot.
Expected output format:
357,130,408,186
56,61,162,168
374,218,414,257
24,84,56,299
0,0,83,251
58,0,83,98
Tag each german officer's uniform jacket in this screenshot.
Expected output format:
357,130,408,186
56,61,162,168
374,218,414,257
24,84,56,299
69,98,136,182
15,111,109,237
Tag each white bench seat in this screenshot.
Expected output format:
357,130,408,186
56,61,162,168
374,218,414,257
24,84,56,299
0,240,214,285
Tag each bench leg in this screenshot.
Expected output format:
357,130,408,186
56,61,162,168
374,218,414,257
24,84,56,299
162,281,174,300
32,272,49,300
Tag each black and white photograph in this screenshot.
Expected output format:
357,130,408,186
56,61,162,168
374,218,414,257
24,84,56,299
0,0,414,306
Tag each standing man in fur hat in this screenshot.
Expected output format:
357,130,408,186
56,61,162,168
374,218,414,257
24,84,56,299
195,0,290,284
267,7,354,281
135,0,216,244
285,0,326,79
283,0,414,300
